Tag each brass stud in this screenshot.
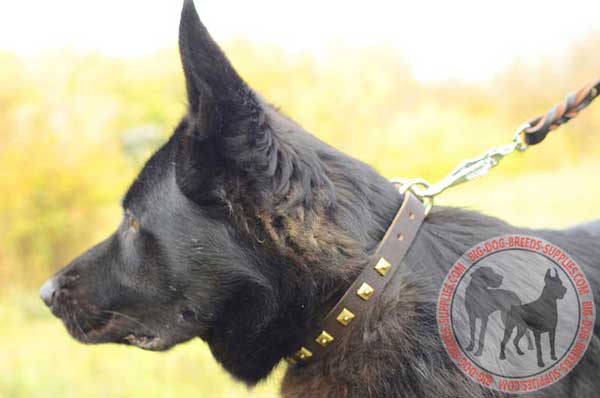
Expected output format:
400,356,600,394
315,330,334,347
357,282,375,301
292,347,313,362
374,257,391,276
397,233,404,241
337,308,355,326
409,212,415,220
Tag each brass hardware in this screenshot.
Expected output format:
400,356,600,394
291,347,312,362
374,257,391,276
409,212,415,220
315,330,334,347
397,233,404,241
336,308,355,326
357,282,375,301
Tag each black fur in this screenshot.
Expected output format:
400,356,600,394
40,2,599,397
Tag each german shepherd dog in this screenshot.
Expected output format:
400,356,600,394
40,1,600,397
500,269,568,368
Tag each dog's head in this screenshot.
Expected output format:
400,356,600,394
544,268,567,300
39,0,396,384
469,266,503,288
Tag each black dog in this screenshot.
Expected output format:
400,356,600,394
464,267,533,357
40,2,600,397
500,269,568,368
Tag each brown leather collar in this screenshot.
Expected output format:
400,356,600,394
287,192,427,364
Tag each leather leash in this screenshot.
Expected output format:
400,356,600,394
522,78,600,146
287,192,427,364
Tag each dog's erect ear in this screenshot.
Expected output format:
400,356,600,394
545,269,552,280
176,0,277,203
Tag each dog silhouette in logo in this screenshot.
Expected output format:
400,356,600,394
500,269,567,367
464,266,533,357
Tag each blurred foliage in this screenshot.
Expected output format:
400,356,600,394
1,34,600,398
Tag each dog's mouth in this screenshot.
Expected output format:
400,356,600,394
122,334,163,350
58,309,167,351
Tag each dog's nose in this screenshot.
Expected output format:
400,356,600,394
40,278,58,307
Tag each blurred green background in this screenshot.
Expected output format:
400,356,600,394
1,33,600,397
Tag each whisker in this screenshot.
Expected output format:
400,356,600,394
69,310,88,342
102,310,154,333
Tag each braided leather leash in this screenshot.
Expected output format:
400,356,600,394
523,79,600,146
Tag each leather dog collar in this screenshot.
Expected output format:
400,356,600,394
287,192,427,364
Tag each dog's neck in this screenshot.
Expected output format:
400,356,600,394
204,127,404,384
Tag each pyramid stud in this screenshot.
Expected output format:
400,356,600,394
357,282,375,301
292,347,313,362
336,308,355,326
315,330,334,347
374,257,391,276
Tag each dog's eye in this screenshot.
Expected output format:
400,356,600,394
128,215,140,232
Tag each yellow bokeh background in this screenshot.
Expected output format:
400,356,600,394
1,34,599,397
